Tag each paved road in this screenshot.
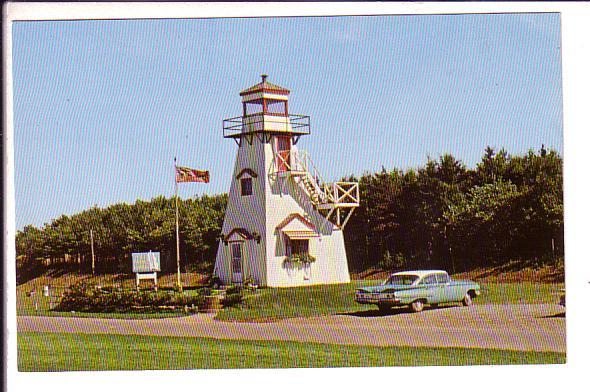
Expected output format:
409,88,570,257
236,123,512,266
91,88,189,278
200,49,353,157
17,304,566,353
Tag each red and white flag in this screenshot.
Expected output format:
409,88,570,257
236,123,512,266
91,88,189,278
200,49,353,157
175,166,209,183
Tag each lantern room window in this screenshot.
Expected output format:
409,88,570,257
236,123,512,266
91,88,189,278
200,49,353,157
245,101,263,116
244,100,287,116
266,100,287,115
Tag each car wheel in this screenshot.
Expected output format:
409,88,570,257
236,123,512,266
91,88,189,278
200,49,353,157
462,293,473,307
410,300,424,313
378,304,391,313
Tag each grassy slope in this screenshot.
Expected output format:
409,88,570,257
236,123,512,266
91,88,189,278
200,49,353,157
17,270,208,292
16,262,564,320
217,280,377,322
353,259,565,283
16,278,563,321
18,332,565,371
215,281,563,322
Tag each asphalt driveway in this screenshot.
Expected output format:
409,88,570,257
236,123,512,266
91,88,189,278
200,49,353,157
17,304,566,353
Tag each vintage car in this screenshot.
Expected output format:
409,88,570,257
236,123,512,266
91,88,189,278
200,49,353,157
355,270,481,312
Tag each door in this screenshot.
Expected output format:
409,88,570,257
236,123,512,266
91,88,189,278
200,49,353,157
421,274,440,303
434,273,453,303
230,242,243,283
276,136,291,172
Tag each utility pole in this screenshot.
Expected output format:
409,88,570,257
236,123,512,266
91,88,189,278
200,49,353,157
90,229,96,276
175,157,182,292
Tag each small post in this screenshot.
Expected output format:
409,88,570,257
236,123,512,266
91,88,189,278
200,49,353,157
90,229,96,276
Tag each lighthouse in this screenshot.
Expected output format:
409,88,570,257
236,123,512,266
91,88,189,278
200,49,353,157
213,75,359,287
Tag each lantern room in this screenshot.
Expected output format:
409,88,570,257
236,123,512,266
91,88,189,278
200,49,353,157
223,75,310,142
240,74,289,116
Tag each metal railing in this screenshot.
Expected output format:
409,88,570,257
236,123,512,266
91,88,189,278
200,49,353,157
223,114,310,138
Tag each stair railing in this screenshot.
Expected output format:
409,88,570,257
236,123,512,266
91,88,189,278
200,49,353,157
292,150,334,204
273,149,353,206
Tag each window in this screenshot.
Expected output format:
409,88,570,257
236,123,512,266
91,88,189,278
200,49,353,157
241,177,252,196
436,273,450,284
384,274,419,286
422,275,437,285
245,101,263,115
287,239,309,256
267,100,286,115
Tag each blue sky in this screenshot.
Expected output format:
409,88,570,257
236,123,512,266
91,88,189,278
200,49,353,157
13,13,563,229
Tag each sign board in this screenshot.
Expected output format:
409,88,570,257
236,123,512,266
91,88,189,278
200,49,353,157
132,252,161,273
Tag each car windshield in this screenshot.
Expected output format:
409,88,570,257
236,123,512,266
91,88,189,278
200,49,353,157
383,274,420,286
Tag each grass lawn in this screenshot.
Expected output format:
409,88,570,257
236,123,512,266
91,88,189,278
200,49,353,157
476,282,564,305
215,281,564,322
18,332,565,371
16,275,563,321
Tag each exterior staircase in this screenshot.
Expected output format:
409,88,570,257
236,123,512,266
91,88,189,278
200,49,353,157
272,149,359,228
301,175,321,205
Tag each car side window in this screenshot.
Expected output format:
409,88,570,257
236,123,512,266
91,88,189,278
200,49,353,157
423,275,437,285
436,274,450,284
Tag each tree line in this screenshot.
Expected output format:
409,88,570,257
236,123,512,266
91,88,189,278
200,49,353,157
16,195,227,279
344,146,563,273
16,147,563,279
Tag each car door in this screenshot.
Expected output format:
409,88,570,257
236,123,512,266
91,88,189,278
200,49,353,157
435,273,453,303
421,274,439,303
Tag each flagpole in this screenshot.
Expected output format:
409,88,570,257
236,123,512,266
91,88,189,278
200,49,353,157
174,157,182,291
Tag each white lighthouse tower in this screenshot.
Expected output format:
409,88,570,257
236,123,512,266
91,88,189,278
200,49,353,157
214,75,359,287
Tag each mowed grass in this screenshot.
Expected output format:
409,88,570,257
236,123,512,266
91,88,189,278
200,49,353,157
18,332,565,371
476,282,564,305
215,281,564,322
216,280,378,321
16,275,563,321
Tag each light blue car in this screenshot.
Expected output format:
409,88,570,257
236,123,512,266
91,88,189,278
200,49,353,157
355,270,481,312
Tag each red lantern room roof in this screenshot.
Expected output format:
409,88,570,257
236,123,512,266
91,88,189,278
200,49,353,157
239,74,290,96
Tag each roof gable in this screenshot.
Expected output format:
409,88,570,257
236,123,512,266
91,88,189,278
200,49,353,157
223,228,260,243
276,213,316,232
236,168,258,179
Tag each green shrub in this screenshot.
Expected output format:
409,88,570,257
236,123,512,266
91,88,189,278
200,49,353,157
220,293,243,308
169,293,205,308
55,283,204,313
225,285,242,295
208,276,223,288
198,287,213,297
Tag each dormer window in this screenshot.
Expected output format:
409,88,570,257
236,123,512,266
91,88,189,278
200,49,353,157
236,168,257,197
241,177,252,196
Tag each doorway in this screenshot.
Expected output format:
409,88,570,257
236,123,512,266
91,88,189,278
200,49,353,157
276,136,291,172
230,242,243,283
